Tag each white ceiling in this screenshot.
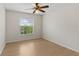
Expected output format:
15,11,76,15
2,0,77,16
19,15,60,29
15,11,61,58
4,3,51,15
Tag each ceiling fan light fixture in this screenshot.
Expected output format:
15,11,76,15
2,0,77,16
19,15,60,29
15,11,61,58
35,10,39,13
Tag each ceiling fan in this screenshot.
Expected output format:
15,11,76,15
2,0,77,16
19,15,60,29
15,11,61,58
25,3,49,14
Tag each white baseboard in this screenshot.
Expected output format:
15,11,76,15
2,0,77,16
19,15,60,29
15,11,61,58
43,37,79,53
6,37,41,43
0,41,5,55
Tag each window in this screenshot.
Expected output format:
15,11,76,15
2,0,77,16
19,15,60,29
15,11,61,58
20,18,33,34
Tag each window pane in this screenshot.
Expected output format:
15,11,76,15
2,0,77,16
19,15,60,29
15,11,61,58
20,18,33,34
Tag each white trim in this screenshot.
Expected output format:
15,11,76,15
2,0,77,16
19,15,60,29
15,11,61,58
43,37,79,53
0,41,5,55
6,37,41,43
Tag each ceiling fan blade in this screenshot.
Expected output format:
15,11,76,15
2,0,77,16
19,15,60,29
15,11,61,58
33,10,36,14
39,9,45,13
40,5,49,8
36,3,39,6
24,8,34,10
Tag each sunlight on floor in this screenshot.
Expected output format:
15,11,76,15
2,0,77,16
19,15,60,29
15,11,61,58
19,42,36,55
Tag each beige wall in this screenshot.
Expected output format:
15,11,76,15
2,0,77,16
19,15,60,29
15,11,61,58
0,4,6,54
6,10,42,42
43,3,79,52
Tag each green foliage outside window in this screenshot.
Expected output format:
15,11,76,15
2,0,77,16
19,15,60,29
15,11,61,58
20,18,33,34
20,26,33,34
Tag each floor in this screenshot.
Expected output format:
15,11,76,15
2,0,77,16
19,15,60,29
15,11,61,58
2,39,79,56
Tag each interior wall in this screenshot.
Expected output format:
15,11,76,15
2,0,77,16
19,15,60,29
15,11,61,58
6,10,42,42
43,3,79,52
0,4,6,54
